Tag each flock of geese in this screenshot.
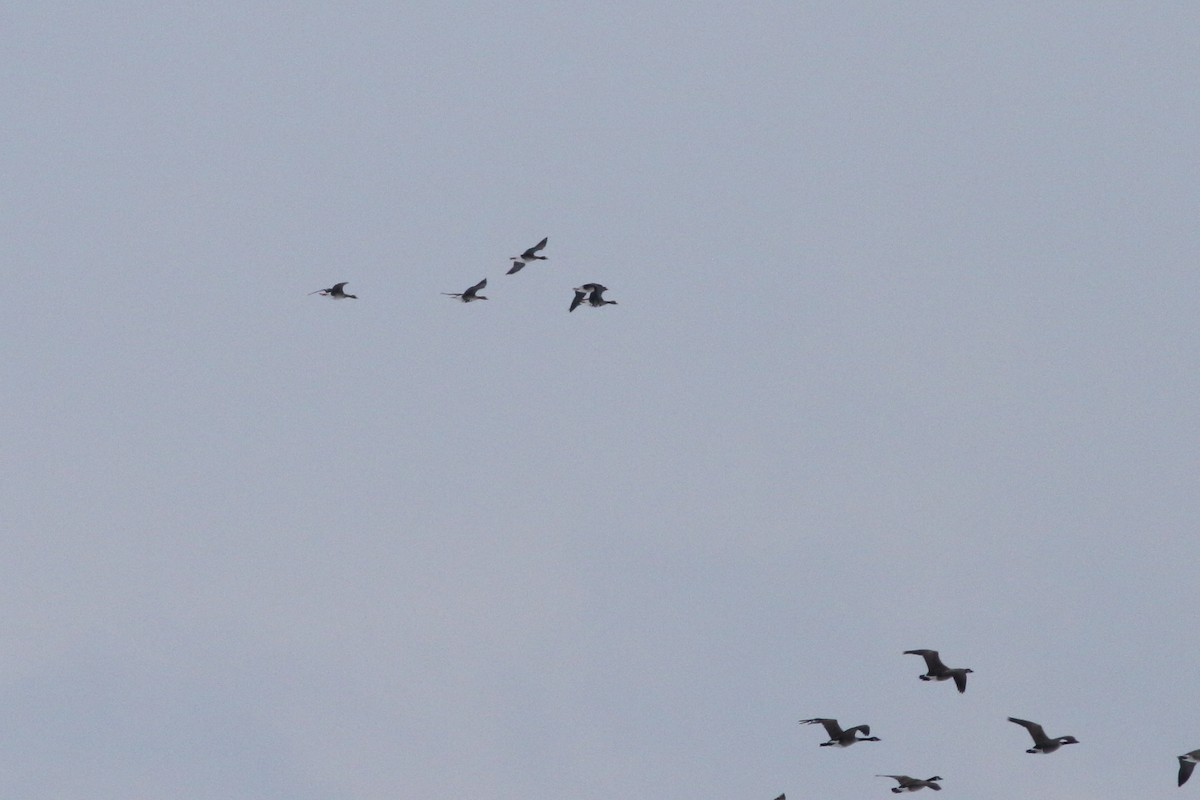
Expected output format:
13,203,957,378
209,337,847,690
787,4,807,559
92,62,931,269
773,648,1199,796
308,237,619,312
307,236,1194,796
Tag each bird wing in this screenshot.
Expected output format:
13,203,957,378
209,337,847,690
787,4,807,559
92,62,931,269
845,724,870,737
569,290,586,312
876,775,912,784
904,649,945,672
952,670,968,694
442,292,463,298
331,282,348,293
463,278,487,298
523,237,548,257
588,285,607,303
506,261,525,275
308,289,327,295
1008,717,1047,742
799,718,842,738
1181,758,1197,787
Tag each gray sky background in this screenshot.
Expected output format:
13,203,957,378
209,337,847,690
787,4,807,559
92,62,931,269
3,3,1199,798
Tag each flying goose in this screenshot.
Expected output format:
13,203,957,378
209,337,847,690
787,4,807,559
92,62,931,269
798,718,880,747
1007,717,1079,753
1179,750,1200,786
308,282,357,299
569,283,618,312
903,649,973,694
506,237,548,274
443,278,488,302
877,775,942,793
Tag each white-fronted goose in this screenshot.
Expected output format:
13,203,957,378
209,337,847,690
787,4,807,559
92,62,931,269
877,775,942,793
308,282,357,299
799,718,880,747
506,237,548,274
903,649,973,694
1007,717,1079,753
1179,750,1200,786
443,278,488,302
569,283,617,312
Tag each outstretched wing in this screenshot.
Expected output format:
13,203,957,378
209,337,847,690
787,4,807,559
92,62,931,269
1007,717,1046,742
799,718,842,738
463,278,487,298
522,237,548,258
1181,758,1197,787
331,282,349,293
904,649,945,672
507,260,526,275
569,289,586,312
952,670,968,694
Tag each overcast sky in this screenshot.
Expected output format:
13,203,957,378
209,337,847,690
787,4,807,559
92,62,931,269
3,3,1199,799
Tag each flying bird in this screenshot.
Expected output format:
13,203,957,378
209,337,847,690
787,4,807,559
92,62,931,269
798,718,880,747
569,283,618,312
506,237,548,274
1179,750,1200,786
443,278,488,302
903,649,973,694
308,282,357,299
1007,717,1079,754
877,775,943,793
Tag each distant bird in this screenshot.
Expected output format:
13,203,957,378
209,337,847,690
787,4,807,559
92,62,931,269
1179,750,1200,786
904,649,973,694
506,237,548,274
1007,717,1079,754
308,282,357,299
569,283,618,312
443,278,488,302
799,718,880,747
877,775,943,793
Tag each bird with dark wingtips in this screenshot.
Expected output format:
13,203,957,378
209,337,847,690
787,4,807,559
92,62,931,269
308,282,357,299
904,649,973,694
506,237,548,274
569,283,618,312
799,718,881,747
877,775,942,793
443,278,488,302
1007,717,1079,754
1179,750,1200,786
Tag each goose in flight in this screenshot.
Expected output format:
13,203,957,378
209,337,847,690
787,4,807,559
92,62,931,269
443,278,488,302
903,649,973,694
1007,717,1079,753
877,775,943,793
507,237,548,274
308,282,357,299
1179,750,1200,786
798,718,880,747
569,283,618,312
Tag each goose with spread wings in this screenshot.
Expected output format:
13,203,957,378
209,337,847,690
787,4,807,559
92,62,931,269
798,718,880,747
443,278,488,302
507,237,548,274
877,775,943,793
308,282,357,299
569,283,618,312
1007,717,1079,754
903,649,973,694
